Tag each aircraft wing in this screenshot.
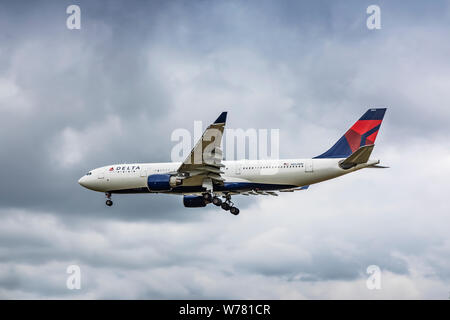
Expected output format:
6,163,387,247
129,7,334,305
279,185,310,192
218,185,309,197
176,112,227,186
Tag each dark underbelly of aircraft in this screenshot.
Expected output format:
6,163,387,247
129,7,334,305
109,182,297,194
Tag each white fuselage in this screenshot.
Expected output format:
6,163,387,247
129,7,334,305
78,158,379,194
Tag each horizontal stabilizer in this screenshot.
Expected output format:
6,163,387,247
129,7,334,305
367,164,389,169
339,144,374,169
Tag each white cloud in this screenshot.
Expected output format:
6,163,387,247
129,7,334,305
0,77,32,114
2,131,450,301
1,0,450,300
50,115,123,168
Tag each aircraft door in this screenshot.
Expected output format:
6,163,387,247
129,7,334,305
235,165,242,175
305,159,313,173
97,170,105,179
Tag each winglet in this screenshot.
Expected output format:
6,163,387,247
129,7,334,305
214,112,227,124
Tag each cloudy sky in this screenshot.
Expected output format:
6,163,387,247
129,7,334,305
0,0,450,299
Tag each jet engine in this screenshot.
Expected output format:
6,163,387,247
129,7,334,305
147,174,182,191
183,195,207,207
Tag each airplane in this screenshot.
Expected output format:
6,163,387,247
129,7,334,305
78,108,387,215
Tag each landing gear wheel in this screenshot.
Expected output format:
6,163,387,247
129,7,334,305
230,207,240,215
203,193,212,202
221,202,230,211
212,197,222,206
105,192,113,207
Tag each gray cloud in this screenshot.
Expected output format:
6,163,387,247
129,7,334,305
0,0,449,299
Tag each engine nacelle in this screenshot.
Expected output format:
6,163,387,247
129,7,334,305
147,174,182,191
183,195,207,208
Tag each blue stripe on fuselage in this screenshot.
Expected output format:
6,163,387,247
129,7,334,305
109,182,298,194
217,182,297,191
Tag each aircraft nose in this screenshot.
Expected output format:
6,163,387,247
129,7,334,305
78,176,88,187
78,173,100,191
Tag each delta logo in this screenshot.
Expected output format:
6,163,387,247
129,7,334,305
114,165,141,171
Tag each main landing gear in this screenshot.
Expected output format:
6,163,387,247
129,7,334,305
105,192,113,206
203,192,240,215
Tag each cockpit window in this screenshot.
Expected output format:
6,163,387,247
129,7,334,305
86,172,92,176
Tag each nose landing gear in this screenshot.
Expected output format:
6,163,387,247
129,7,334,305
105,192,113,206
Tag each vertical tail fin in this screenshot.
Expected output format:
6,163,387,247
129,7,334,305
314,108,387,159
